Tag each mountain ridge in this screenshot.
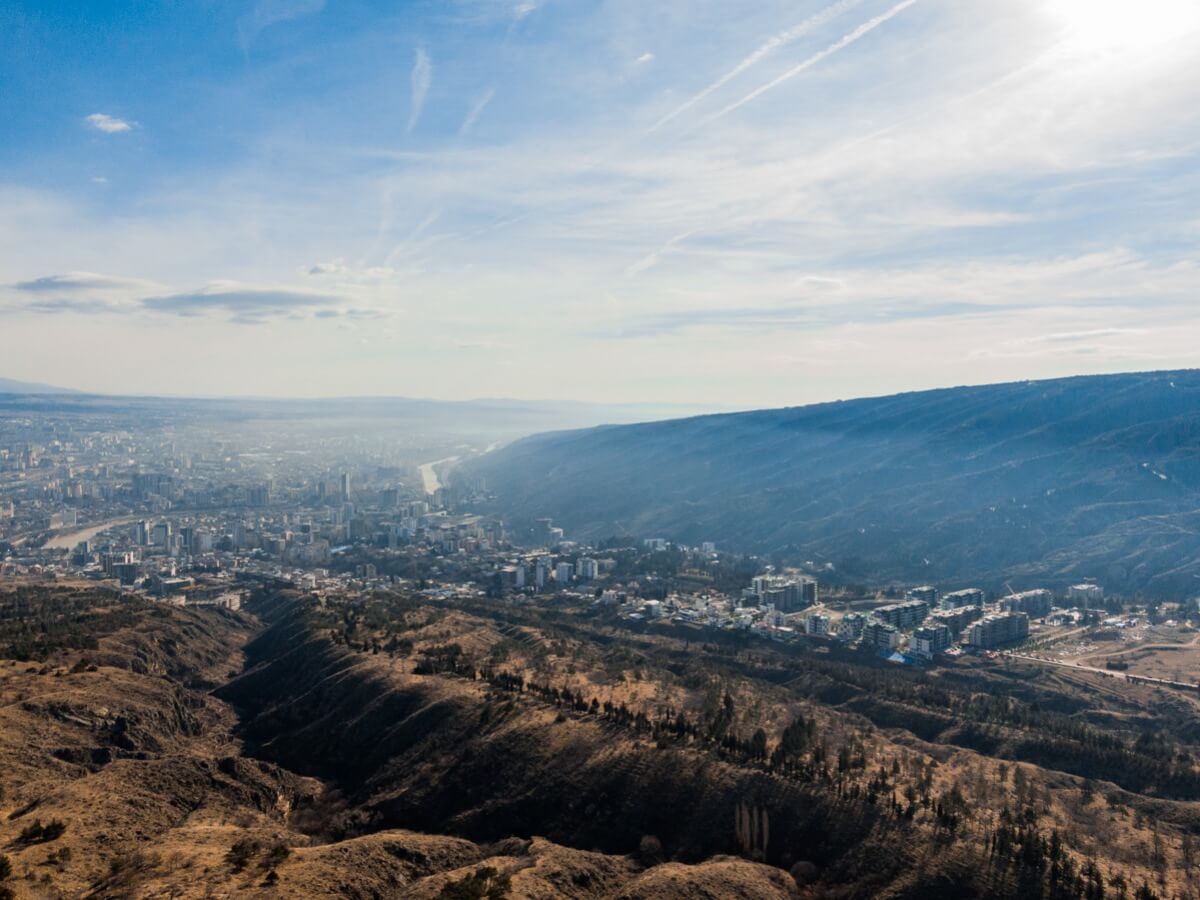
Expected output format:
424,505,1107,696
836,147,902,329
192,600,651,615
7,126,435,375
0,375,80,394
468,369,1200,596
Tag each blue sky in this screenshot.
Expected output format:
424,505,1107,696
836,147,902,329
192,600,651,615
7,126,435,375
2,0,1199,404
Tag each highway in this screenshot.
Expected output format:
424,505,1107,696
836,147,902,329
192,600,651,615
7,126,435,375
1004,651,1200,690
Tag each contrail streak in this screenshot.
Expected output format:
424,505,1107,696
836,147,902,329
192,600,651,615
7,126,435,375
704,0,920,125
648,0,865,133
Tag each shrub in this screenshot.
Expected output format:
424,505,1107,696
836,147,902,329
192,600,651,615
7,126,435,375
225,839,261,872
17,819,66,844
264,843,291,867
638,835,664,865
435,866,512,900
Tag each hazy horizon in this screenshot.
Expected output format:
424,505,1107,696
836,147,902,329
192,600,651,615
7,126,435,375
4,366,1200,415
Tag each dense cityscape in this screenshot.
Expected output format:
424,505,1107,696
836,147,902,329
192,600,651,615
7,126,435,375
5,408,1192,683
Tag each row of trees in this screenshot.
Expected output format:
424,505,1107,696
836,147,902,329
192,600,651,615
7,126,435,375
987,819,1160,900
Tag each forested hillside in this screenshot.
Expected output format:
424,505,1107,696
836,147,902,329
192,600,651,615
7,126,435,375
470,371,1200,595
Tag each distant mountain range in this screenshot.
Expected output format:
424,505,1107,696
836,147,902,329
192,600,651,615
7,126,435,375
0,380,718,439
469,370,1200,597
0,376,79,395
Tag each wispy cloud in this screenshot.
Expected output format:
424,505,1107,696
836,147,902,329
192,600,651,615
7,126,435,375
459,87,495,136
13,272,154,293
1013,328,1147,345
85,113,134,134
238,0,324,48
513,1,542,20
649,0,864,132
594,298,989,340
408,48,433,133
626,231,695,277
705,0,921,124
5,273,379,325
141,286,346,319
972,328,1155,361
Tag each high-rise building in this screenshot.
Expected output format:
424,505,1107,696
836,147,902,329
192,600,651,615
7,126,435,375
862,621,900,649
838,612,869,641
1066,583,1104,607
805,613,831,636
929,605,984,639
968,612,1029,648
907,585,938,605
340,472,351,500
940,588,985,610
151,521,172,547
873,599,929,630
999,590,1052,618
911,622,953,658
752,575,817,612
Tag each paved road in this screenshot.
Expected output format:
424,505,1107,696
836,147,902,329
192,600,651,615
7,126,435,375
1005,651,1200,690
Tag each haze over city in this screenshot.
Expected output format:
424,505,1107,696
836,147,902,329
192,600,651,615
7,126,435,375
4,0,1200,403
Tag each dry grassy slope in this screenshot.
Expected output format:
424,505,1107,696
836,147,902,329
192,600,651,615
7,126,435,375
0,588,311,898
6,585,1192,897
119,829,796,899
220,601,977,894
0,587,814,899
231,593,1200,897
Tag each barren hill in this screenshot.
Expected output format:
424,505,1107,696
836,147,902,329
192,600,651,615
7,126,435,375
1,581,1194,897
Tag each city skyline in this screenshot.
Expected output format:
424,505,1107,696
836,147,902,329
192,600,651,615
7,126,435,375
3,0,1200,404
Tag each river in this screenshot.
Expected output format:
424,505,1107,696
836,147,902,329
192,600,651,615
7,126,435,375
418,456,460,495
42,516,139,550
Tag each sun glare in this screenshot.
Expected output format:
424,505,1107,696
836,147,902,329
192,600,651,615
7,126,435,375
1043,0,1200,53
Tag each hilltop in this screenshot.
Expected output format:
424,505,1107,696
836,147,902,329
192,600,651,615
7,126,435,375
468,370,1200,595
0,377,77,395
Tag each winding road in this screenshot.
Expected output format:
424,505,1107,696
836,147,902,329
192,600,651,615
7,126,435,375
1004,651,1200,690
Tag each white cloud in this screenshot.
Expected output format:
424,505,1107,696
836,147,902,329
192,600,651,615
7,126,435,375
85,113,134,134
635,52,655,65
459,87,495,136
408,48,433,133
